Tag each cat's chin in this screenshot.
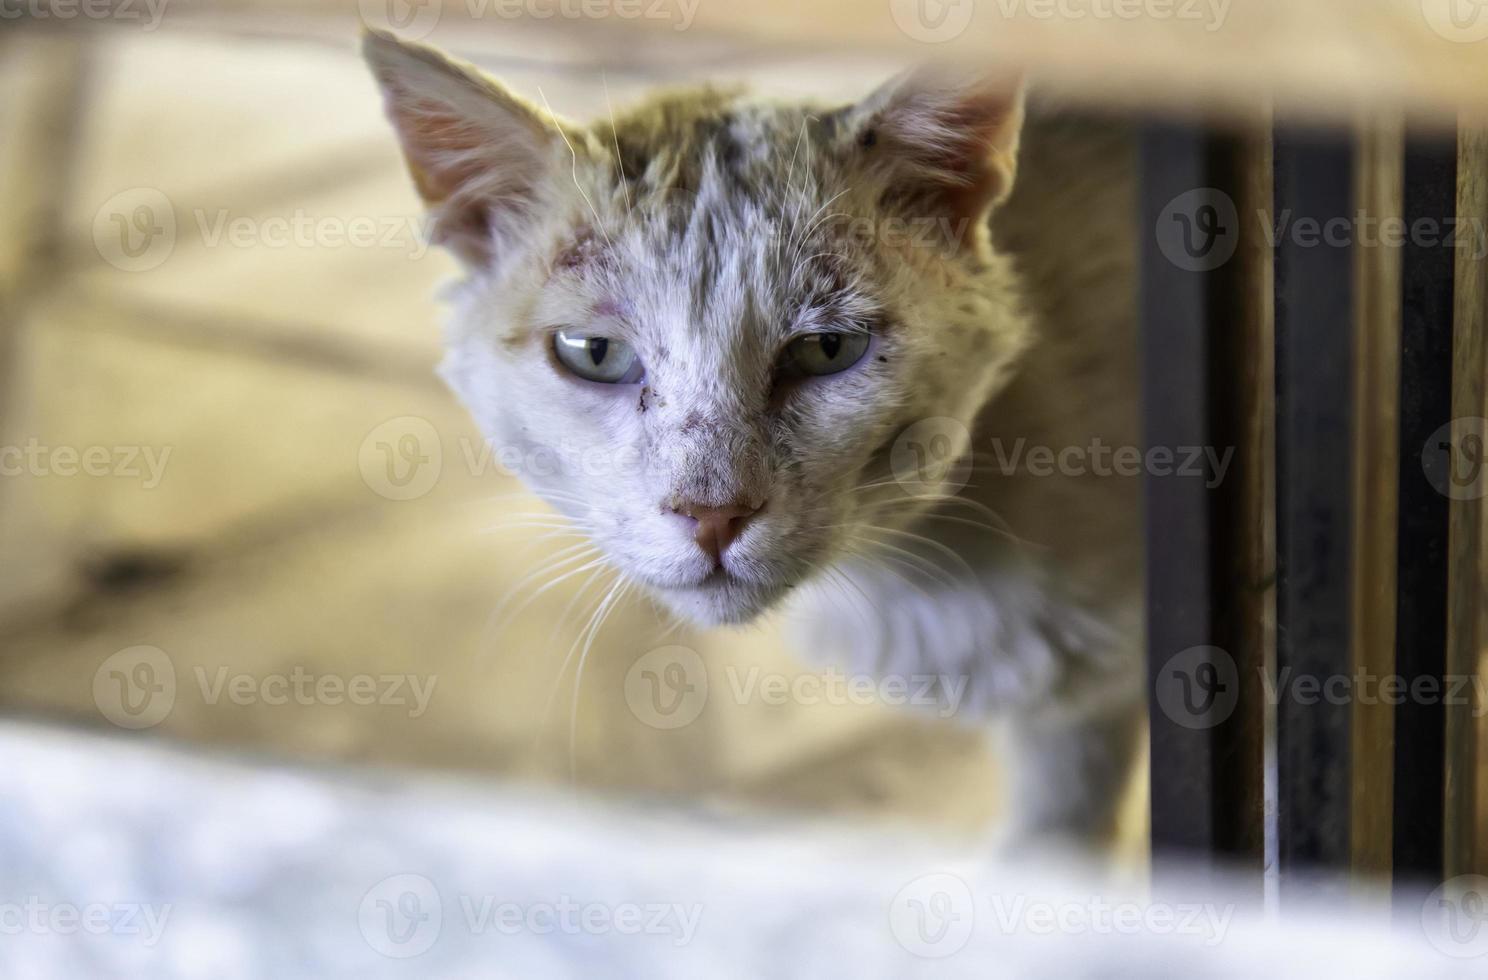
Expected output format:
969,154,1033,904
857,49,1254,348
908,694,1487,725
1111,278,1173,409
647,572,784,628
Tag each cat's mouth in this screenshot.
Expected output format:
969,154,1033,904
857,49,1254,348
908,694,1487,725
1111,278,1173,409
635,564,787,627
632,565,736,593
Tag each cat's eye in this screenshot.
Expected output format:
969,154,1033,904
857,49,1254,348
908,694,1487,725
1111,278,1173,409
781,332,870,378
553,329,644,384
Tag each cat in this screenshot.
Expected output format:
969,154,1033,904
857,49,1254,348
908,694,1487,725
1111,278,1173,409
363,29,1144,844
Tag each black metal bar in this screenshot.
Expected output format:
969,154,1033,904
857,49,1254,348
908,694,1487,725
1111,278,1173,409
1141,122,1265,873
1273,127,1356,892
1392,130,1456,893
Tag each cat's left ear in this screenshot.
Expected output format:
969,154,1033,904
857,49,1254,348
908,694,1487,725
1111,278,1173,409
849,68,1025,229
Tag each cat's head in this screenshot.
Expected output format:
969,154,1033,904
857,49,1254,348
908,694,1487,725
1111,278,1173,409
365,30,1031,626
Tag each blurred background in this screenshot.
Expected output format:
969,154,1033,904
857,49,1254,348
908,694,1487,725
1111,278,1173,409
0,0,1013,840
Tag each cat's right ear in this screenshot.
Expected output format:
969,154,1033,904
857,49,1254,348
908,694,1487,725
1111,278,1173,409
362,29,573,268
848,67,1025,242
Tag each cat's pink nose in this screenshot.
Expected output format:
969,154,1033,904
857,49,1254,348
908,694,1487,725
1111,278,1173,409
671,499,763,564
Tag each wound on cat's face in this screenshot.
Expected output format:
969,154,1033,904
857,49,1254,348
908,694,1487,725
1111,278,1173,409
366,29,1030,626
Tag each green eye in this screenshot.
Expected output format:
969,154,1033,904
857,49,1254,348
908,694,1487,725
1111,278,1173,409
553,329,644,384
782,332,870,377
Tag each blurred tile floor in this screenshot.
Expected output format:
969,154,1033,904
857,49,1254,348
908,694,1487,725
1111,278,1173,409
0,16,1006,836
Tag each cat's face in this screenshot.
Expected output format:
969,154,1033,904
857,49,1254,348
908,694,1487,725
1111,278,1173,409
366,31,1031,625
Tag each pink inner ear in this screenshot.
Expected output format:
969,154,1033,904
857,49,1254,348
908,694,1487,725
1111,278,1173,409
384,92,491,205
865,75,1023,238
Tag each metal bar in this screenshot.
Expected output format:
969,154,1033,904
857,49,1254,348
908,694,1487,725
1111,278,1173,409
1273,126,1357,893
1141,122,1267,875
1391,129,1457,894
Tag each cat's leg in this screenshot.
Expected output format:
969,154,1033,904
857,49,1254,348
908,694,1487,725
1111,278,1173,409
999,690,1145,848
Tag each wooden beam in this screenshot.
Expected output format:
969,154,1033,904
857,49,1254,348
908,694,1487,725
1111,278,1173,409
1349,115,1403,884
1447,122,1488,880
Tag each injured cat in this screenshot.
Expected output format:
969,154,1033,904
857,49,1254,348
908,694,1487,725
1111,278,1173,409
364,29,1145,846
